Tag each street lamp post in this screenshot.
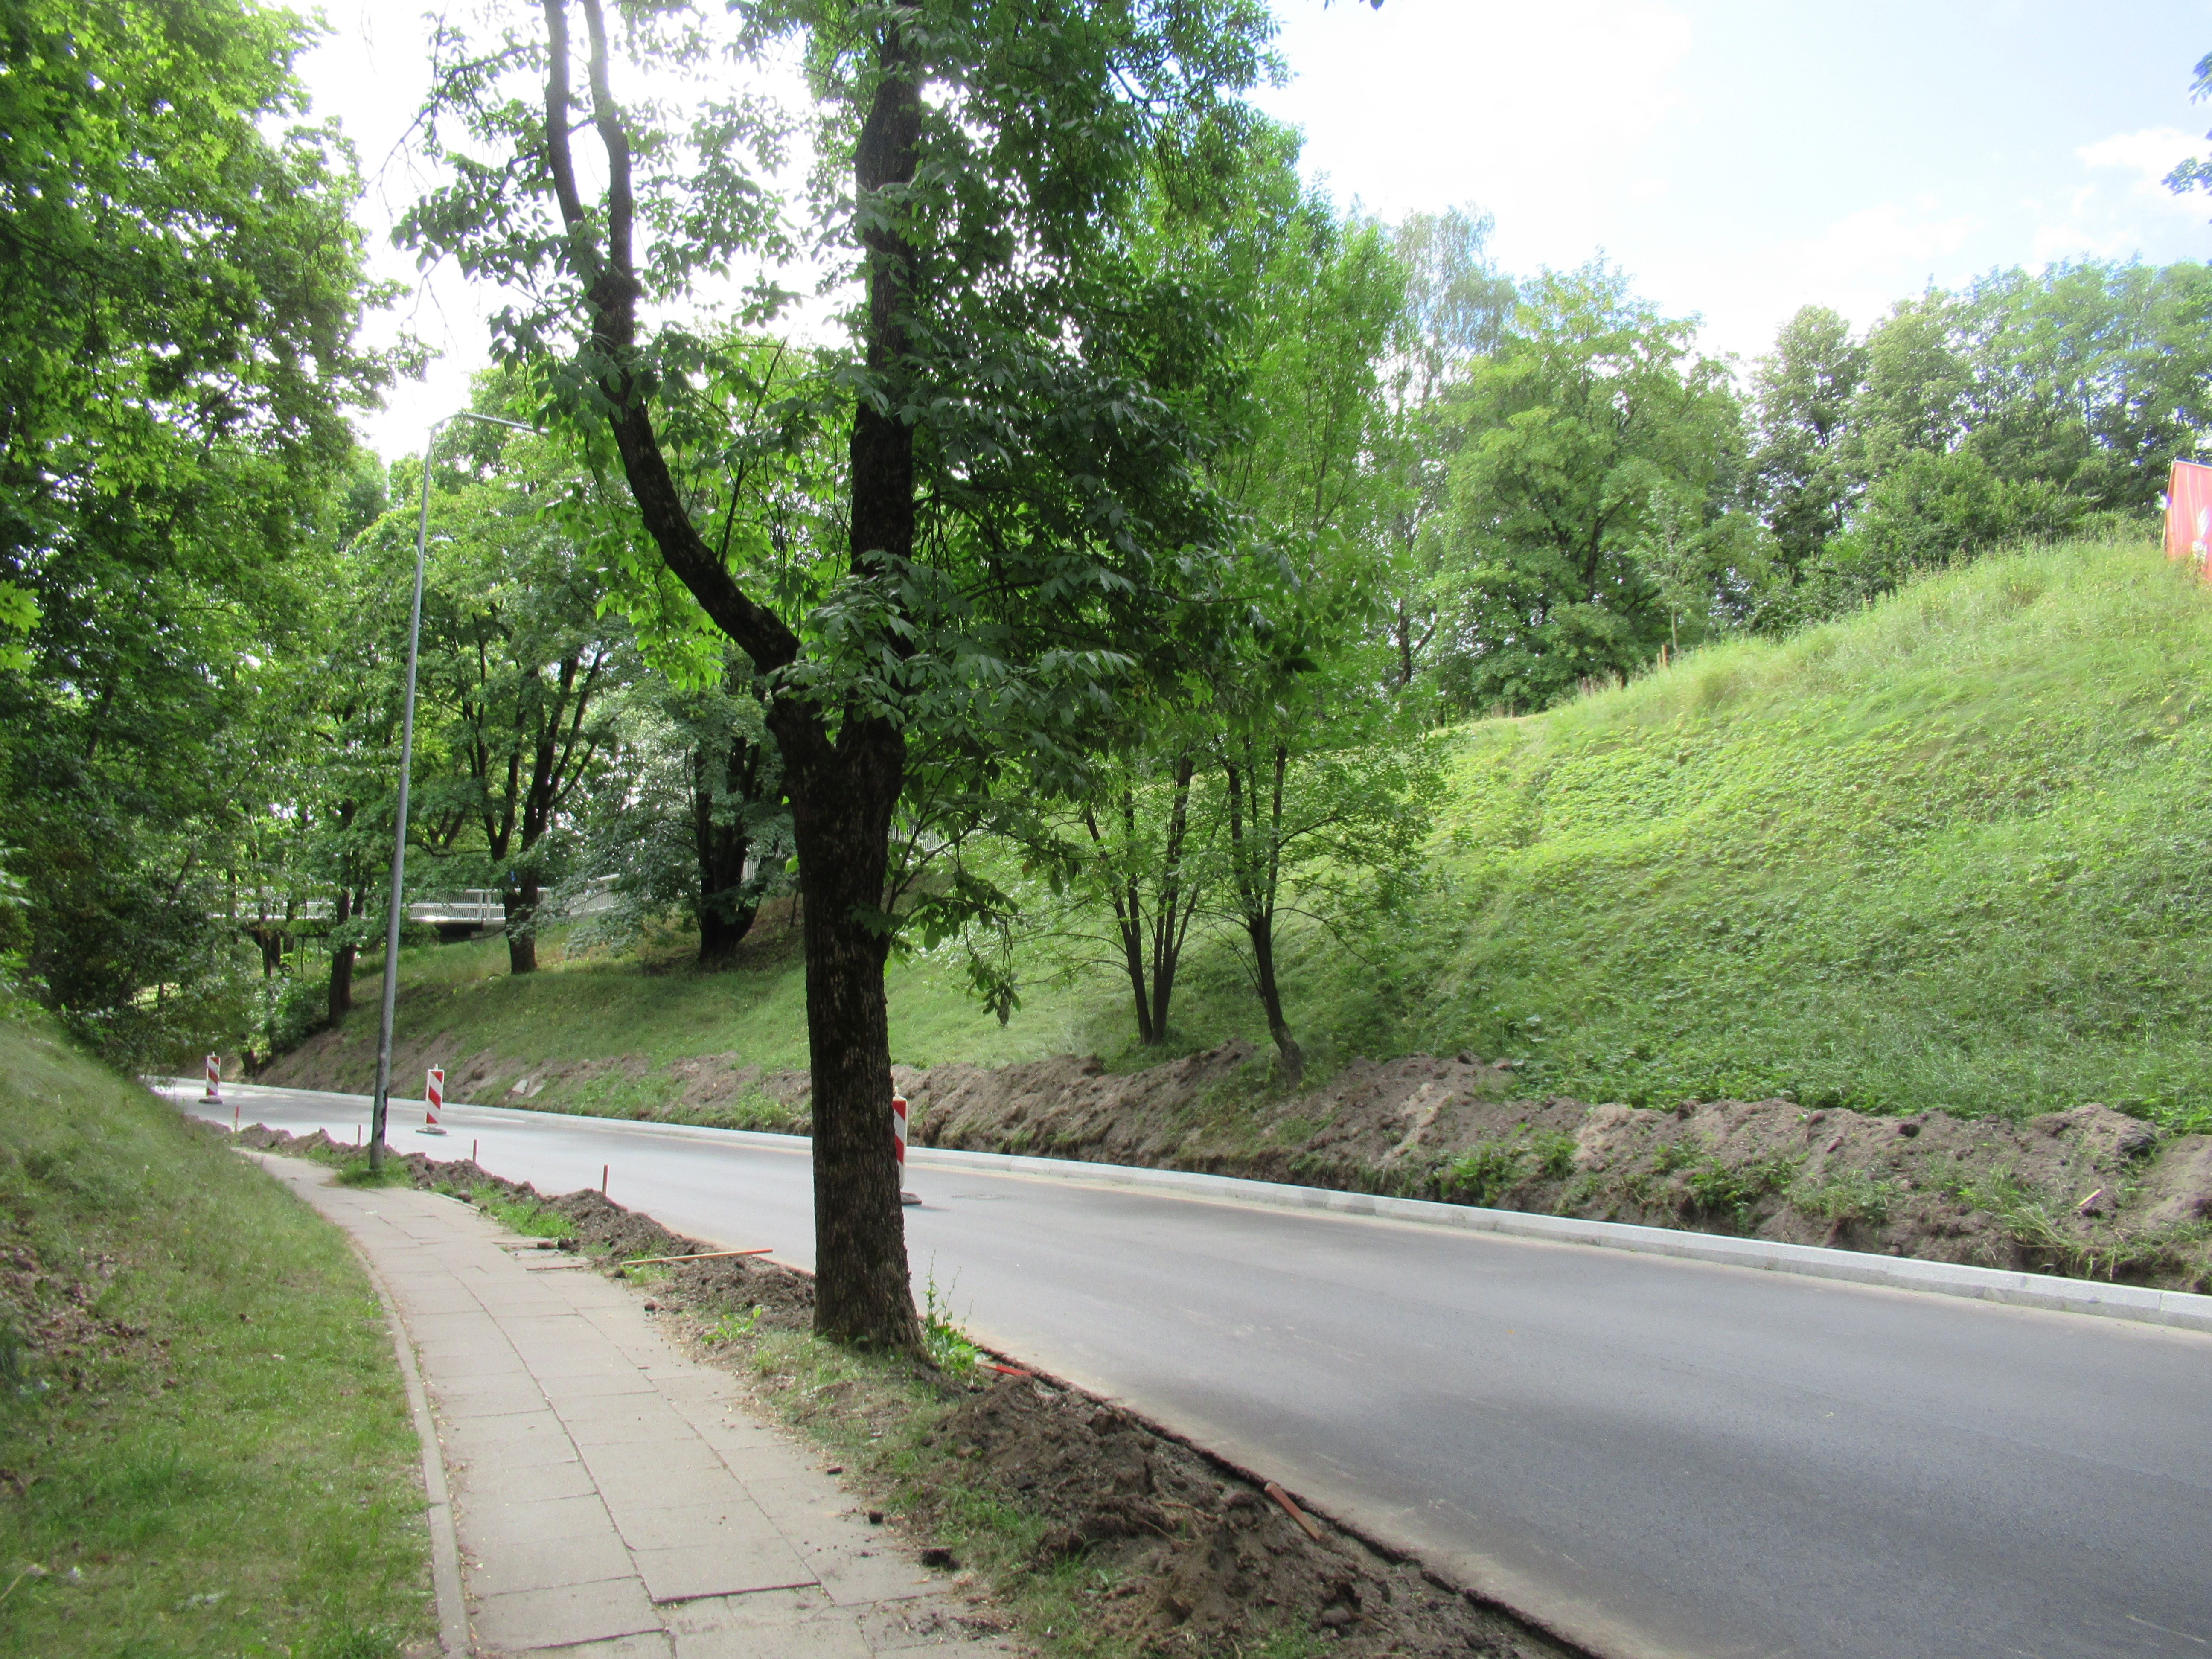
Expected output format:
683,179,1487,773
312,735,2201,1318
368,410,536,1170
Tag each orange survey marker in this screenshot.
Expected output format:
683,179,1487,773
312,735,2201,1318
2163,460,2212,574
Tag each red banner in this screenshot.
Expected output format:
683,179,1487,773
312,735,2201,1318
2164,460,2212,572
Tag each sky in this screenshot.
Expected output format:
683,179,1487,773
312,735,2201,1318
298,0,2212,460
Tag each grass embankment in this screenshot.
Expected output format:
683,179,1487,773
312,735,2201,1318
0,1017,430,1658
270,534,2212,1130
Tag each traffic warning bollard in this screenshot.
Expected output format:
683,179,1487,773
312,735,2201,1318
201,1054,222,1106
418,1067,448,1136
894,1094,919,1207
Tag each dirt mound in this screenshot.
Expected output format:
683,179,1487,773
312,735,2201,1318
932,1374,1564,1656
901,1043,2212,1292
665,1251,817,1331
234,1123,357,1158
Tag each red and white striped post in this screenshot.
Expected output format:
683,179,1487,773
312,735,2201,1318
201,1054,222,1106
893,1094,918,1207
418,1066,448,1136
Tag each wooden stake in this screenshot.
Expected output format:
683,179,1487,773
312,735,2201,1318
1263,1481,1324,1542
619,1247,772,1267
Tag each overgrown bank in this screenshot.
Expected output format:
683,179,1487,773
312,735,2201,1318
251,539,2212,1289
269,539,2212,1130
241,1127,1588,1659
0,1018,430,1658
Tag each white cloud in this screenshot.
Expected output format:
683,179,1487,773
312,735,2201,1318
2077,125,2202,190
2023,125,2208,265
1667,201,1981,364
1255,0,1696,259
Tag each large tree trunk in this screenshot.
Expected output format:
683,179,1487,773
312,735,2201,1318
776,713,918,1350
503,878,540,975
774,5,928,1352
328,885,355,1022
536,0,923,1352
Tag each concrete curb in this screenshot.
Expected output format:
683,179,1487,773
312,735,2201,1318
335,1190,470,1659
191,1086,2212,1339
896,1143,2212,1336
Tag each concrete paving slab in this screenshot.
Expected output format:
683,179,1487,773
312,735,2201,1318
537,1635,675,1659
580,1452,750,1513
461,1493,614,1549
472,1575,661,1651
247,1153,1010,1657
605,1497,786,1555
631,1540,817,1605
468,1528,639,1599
435,1380,550,1420
461,1457,597,1505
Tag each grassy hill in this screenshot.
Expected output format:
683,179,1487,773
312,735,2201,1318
272,533,2212,1132
0,1014,430,1656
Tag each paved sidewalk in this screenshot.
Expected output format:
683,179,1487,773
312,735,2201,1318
257,1155,1013,1659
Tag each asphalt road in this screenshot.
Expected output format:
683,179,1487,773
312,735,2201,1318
177,1079,2212,1659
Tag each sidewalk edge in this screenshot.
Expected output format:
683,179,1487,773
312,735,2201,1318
327,1167,470,1659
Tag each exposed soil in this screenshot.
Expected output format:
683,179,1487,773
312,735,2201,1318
917,1374,1579,1658
899,1042,2212,1293
254,1028,2212,1292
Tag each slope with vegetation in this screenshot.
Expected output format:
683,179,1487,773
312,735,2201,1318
274,534,2212,1123
0,1015,430,1658
255,536,2212,1293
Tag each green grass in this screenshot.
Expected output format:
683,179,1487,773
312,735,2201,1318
277,533,2212,1132
0,1013,430,1658
1362,532,2212,1127
469,1187,574,1239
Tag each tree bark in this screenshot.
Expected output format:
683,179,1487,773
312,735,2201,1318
327,885,355,1022
1223,748,1302,1085
774,710,916,1349
503,877,540,974
1245,908,1302,1085
1096,790,1158,1046
781,4,925,1350
1147,754,1198,1042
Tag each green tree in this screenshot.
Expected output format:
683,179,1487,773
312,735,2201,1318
1749,305,1866,580
1374,206,1515,687
403,0,1276,1349
1441,265,1746,712
1849,292,1972,476
567,652,792,970
0,0,389,1059
1198,189,1423,1082
435,455,624,976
